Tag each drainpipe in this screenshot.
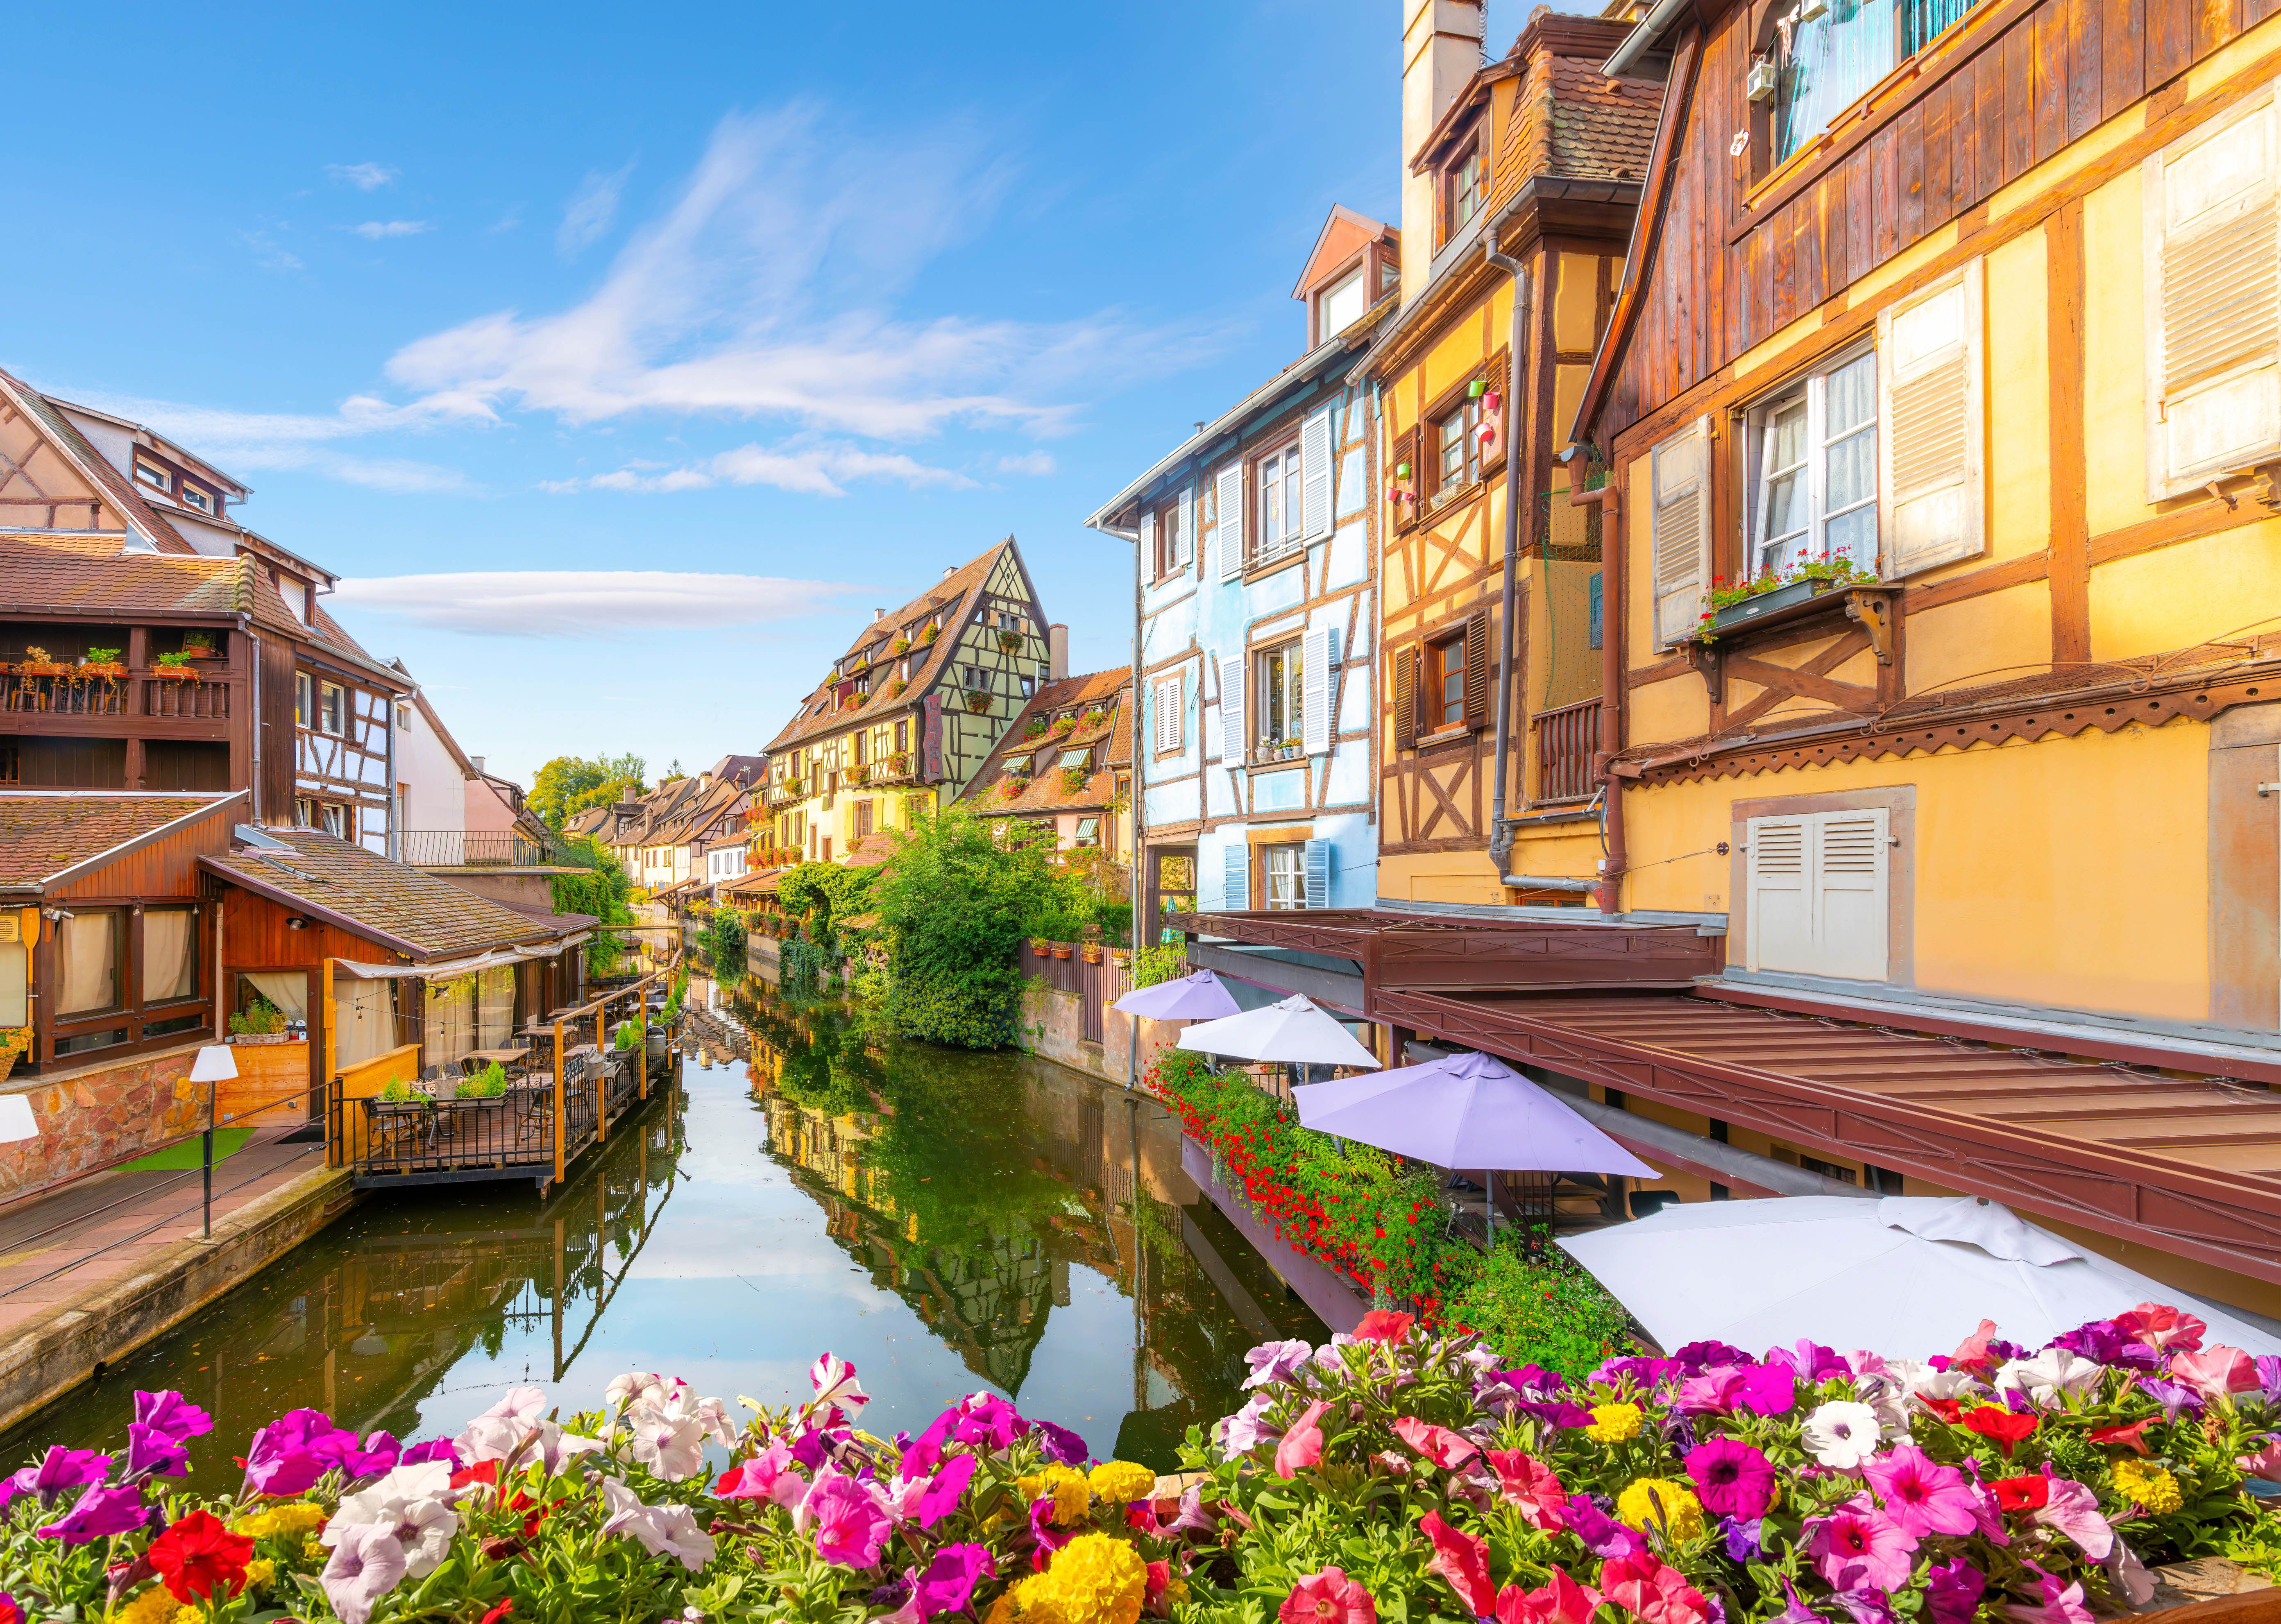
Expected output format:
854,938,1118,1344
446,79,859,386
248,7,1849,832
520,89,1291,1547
1564,454,1626,915
1484,227,1532,879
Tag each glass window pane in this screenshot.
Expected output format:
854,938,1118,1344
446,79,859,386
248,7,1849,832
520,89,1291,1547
1827,354,1876,433
1826,505,1878,567
142,909,197,1004
1826,426,1877,518
58,912,119,1015
0,943,25,1027
1776,0,1898,161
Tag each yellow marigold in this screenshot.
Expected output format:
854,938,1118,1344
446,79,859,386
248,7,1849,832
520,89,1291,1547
174,1608,204,1624
1017,1465,1094,1527
245,1558,277,1590
234,1502,327,1540
1617,1478,1706,1541
302,1536,329,1564
1086,1461,1159,1504
2112,1459,2184,1514
1034,1532,1148,1624
1587,1402,1644,1443
115,1590,176,1624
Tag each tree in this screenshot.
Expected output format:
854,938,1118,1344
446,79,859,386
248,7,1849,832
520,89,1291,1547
549,837,637,974
530,753,646,830
870,804,1061,1049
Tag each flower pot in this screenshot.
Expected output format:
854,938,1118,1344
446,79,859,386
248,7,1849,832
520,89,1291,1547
1710,578,1832,632
0,1050,18,1082
183,646,221,660
965,693,991,714
1032,939,1053,956
153,666,199,681
79,663,126,680
1052,943,1072,960
1082,945,1103,965
18,663,64,677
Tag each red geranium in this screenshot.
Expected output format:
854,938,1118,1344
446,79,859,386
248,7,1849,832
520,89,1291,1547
148,1509,254,1604
1989,1475,2050,1513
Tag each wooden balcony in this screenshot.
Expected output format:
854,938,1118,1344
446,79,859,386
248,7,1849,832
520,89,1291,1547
1532,698,1601,803
0,667,237,740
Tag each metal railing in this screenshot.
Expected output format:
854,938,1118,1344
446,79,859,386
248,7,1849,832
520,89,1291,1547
399,830,558,867
1532,697,1602,803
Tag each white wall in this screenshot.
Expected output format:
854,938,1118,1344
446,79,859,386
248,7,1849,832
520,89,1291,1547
394,702,465,835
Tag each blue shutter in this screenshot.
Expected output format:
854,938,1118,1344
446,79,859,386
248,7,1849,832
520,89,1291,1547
1224,843,1249,911
1303,838,1331,910
1588,572,1604,650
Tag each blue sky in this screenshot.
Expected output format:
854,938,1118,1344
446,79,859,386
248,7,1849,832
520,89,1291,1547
12,0,1532,786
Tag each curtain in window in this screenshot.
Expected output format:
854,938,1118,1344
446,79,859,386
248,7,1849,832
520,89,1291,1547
242,971,308,1025
425,975,476,1074
141,909,197,1004
1902,0,1980,54
57,912,120,1015
478,967,515,1050
0,943,26,1026
333,978,395,1071
1776,0,1897,162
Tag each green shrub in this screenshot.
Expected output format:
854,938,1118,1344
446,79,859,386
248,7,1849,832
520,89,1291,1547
228,998,286,1036
463,1060,508,1098
612,1020,642,1051
872,802,1059,1049
1129,940,1186,988
1439,1226,1637,1377
701,908,746,980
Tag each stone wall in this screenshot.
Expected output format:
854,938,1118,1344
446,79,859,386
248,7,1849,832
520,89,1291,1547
1018,984,1181,1088
0,1043,210,1200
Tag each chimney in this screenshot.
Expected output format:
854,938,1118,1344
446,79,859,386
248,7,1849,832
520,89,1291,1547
1402,0,1488,297
941,566,956,580
873,606,884,620
469,755,485,773
1048,623,1068,680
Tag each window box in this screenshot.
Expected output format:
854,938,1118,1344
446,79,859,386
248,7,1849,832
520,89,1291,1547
1710,578,1834,632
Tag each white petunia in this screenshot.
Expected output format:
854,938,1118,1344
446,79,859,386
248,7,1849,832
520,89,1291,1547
1800,1400,1884,1468
1993,1348,2104,1407
600,1474,717,1570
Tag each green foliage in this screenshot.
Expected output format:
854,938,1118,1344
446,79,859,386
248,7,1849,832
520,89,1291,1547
379,1076,415,1102
871,802,1059,1049
1129,940,1188,988
1440,1226,1637,1377
549,837,636,976
229,997,286,1036
701,908,748,980
529,752,646,829
154,650,192,668
612,1019,642,1051
84,647,120,664
463,1060,509,1098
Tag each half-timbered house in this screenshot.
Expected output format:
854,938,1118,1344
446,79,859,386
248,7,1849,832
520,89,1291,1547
1526,0,2281,1311
1087,209,1392,967
761,540,1053,866
962,668,1134,865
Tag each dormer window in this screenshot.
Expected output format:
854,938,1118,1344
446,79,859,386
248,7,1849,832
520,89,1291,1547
179,485,212,514
1317,266,1367,340
133,457,172,495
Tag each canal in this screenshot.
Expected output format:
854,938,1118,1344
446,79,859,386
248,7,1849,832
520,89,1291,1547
5,975,1321,1486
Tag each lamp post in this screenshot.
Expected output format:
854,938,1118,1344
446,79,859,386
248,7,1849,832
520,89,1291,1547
188,1045,238,1238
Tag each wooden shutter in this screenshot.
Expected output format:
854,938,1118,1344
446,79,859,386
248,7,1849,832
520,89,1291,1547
1745,814,1812,973
1216,462,1247,580
1301,624,1333,754
1303,838,1332,909
1879,260,1985,576
1301,404,1336,541
1392,426,1422,532
1157,675,1183,752
1481,348,1511,475
1393,646,1418,753
1177,486,1195,568
920,692,944,781
1461,607,1491,731
1649,417,1712,648
1220,652,1247,764
2145,91,2281,501
1223,843,1250,911
1814,808,1890,982
1140,507,1158,577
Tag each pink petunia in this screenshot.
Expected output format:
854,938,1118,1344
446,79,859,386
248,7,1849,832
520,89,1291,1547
1422,1511,1497,1617
1353,1311,1415,1343
2031,1478,2114,1561
1279,1565,1378,1624
2005,1572,2095,1624
715,1441,807,1510
1495,1566,1601,1624
1393,1417,1479,1472
2238,1436,2281,1480
1484,1450,1567,1531
2170,1345,2258,1402
1275,1402,1331,1480
1685,1438,1776,1521
1599,1552,1710,1624
2116,1303,2206,1353
1807,1499,1919,1593
1862,1445,1984,1538
1674,1367,1748,1415
804,1473,891,1568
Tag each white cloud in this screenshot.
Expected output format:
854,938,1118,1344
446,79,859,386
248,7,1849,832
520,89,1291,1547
350,220,434,240
558,163,634,257
997,450,1056,476
384,106,1216,442
327,162,398,190
54,388,476,494
241,230,302,273
547,438,973,497
332,570,867,637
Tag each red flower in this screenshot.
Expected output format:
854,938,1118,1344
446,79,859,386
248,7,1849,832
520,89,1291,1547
1961,1405,2037,1458
1916,1395,1965,1425
1989,1475,2050,1514
148,1509,254,1604
483,1603,516,1624
1355,1310,1415,1342
2087,1418,2156,1457
1422,1511,1496,1616
453,1457,503,1493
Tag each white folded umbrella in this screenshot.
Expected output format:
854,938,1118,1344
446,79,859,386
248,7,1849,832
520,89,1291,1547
1176,994,1381,1069
1559,1194,2281,1359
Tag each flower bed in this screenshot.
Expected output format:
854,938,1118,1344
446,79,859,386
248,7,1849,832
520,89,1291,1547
4,1311,2274,1624
1145,1049,1633,1373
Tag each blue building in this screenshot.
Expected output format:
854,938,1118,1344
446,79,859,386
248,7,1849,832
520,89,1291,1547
1086,208,1395,998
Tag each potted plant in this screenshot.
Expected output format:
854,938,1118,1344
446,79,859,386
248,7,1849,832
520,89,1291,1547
229,998,291,1043
1000,777,1029,800
0,1025,29,1081
1699,552,1879,640
921,623,940,644
1059,766,1089,795
182,631,219,661
1047,715,1075,739
1079,709,1108,731
891,636,910,656
1051,941,1072,960
1031,937,1054,956
1081,938,1104,965
965,691,991,714
886,678,907,699
17,646,63,677
153,651,199,681
1023,718,1048,741
79,648,126,681
996,630,1023,654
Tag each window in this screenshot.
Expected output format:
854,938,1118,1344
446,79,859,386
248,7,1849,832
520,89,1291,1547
133,458,172,494
1151,496,1190,578
895,720,909,752
1020,676,1035,698
1057,748,1091,771
1152,675,1184,753
179,483,213,514
1747,350,1878,578
965,666,986,690
1254,642,1304,754
1745,808,1890,981
855,800,874,838
1262,845,1304,910
320,682,346,736
1318,266,1366,340
1444,141,1484,240
1256,441,1304,561
853,730,868,766
320,804,348,838
1074,816,1100,847
295,672,313,727
56,910,121,1015
1434,397,1483,496
1429,632,1467,730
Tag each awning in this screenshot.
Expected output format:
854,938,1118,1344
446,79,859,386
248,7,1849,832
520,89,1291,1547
331,933,589,981
1370,987,2281,1289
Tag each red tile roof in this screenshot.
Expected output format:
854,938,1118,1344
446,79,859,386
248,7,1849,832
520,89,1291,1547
0,792,241,891
966,668,1132,818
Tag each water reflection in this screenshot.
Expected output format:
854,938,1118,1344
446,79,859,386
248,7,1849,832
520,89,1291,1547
6,977,1318,1484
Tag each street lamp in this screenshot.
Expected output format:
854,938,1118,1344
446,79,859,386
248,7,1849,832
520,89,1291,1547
189,1045,238,1238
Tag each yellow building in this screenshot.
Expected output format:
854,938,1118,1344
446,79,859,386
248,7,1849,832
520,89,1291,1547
758,540,1057,868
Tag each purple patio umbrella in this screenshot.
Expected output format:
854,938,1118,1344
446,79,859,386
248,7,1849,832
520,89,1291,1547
1111,967,1243,1090
1293,1049,1654,1236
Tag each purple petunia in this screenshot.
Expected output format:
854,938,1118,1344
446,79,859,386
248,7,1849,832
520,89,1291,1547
1736,1364,1798,1416
122,1424,188,1483
1686,1437,1778,1520
914,1454,975,1529
1672,1340,1753,1373
132,1390,212,1443
399,1439,460,1467
1032,1420,1088,1467
914,1545,995,1618
1925,1560,1987,1624
1770,1340,1853,1382
34,1479,146,1543
3,1447,111,1508
1722,1517,1766,1563
1564,1493,1648,1559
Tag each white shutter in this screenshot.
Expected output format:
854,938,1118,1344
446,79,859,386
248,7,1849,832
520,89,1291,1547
1216,462,1247,580
2145,89,2281,500
1301,624,1332,754
1303,838,1332,909
1224,843,1250,911
1177,486,1195,566
1814,809,1890,982
1140,507,1157,575
1878,260,1984,576
1300,405,1335,540
1650,416,1712,648
1745,814,1813,973
1154,676,1182,752
1220,652,1246,765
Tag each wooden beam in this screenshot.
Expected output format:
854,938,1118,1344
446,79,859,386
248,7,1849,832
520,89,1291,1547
2047,200,2091,666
